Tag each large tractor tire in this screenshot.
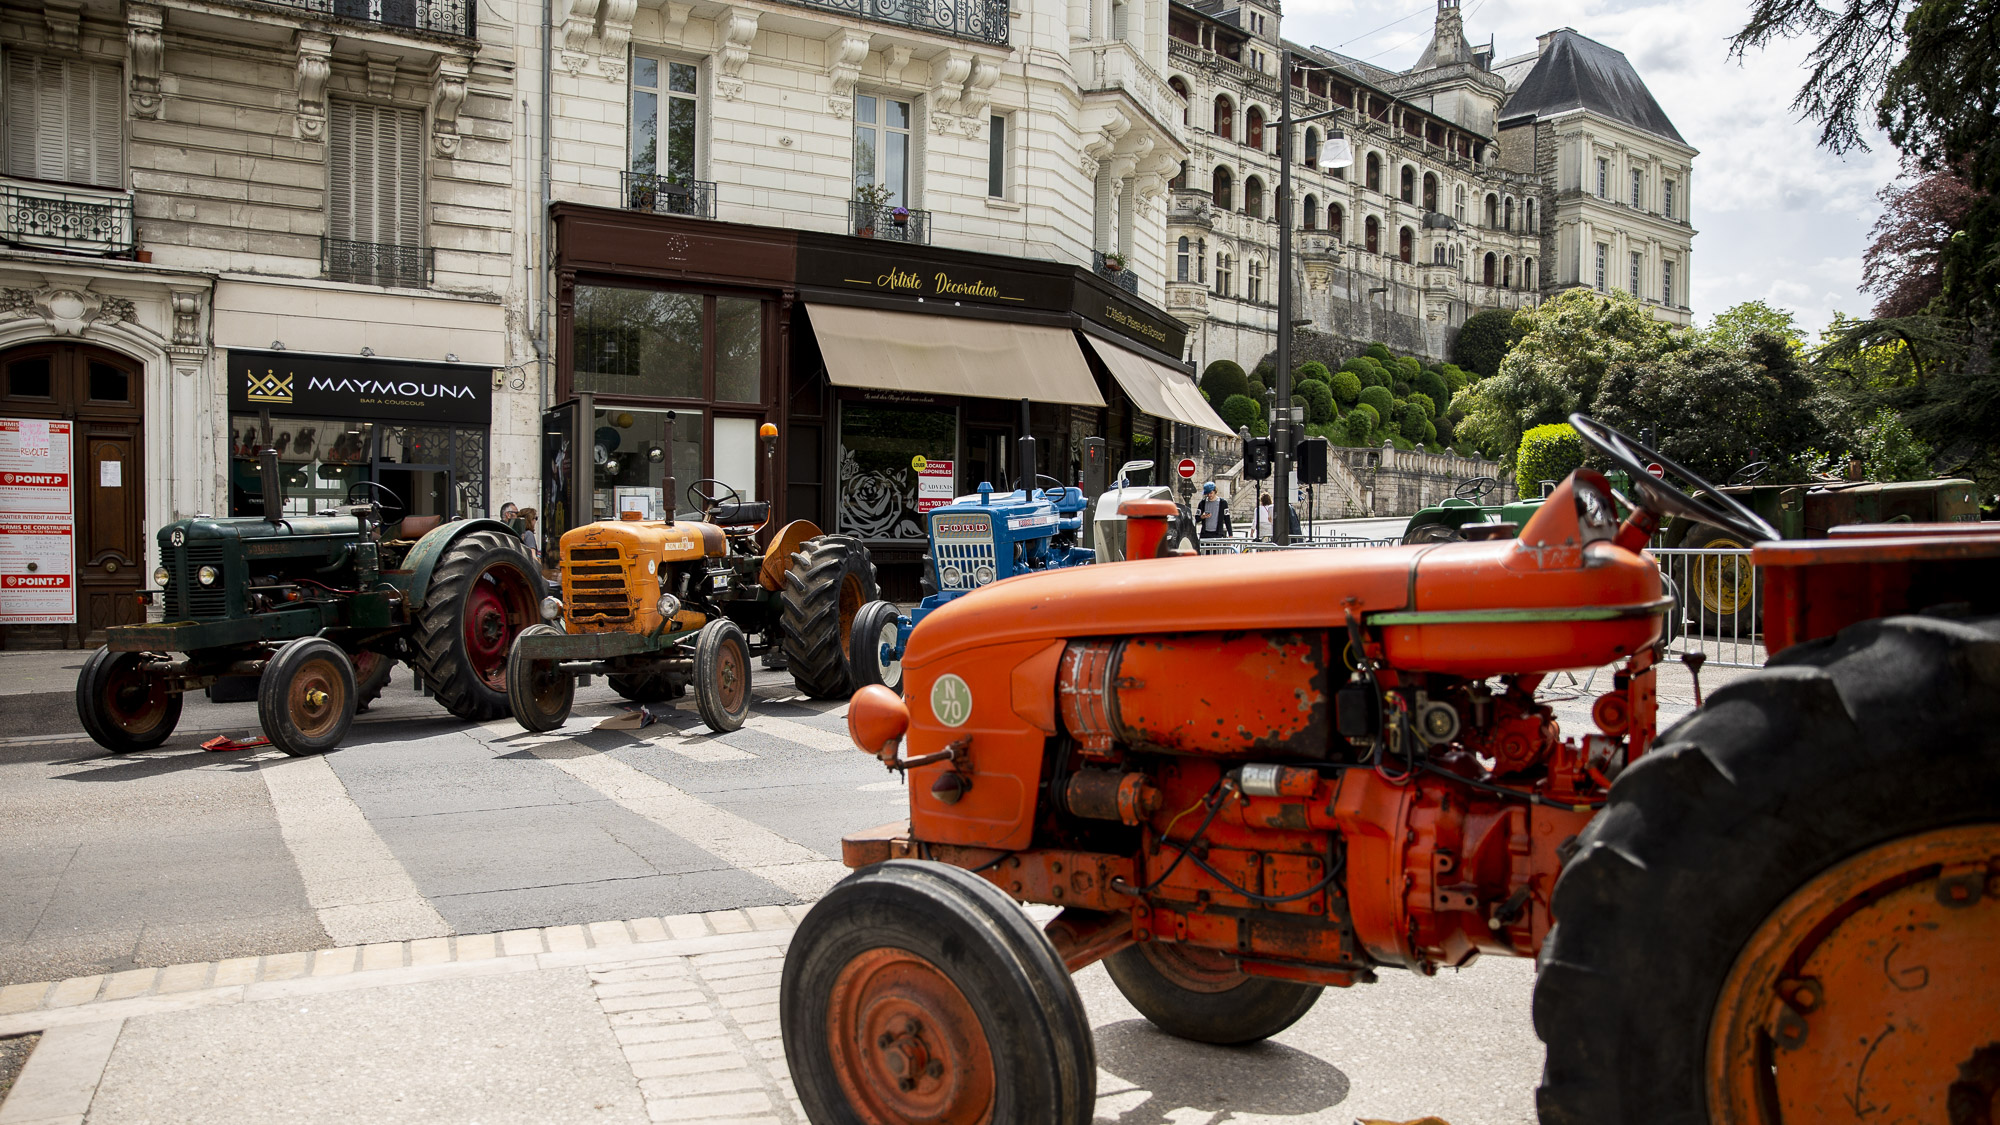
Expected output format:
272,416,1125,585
1535,613,2000,1124
780,535,878,700
1104,941,1322,1046
782,860,1096,1124
1401,521,1465,544
76,646,182,753
1680,521,1759,638
352,650,395,713
408,529,542,722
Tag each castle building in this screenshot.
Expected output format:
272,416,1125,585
1163,0,1695,374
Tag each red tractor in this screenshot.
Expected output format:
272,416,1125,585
779,415,2000,1123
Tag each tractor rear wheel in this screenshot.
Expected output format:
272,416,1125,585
259,637,357,756
1535,613,2000,1124
76,647,182,753
782,860,1095,1124
1103,941,1322,1045
408,530,541,721
1681,522,1759,637
507,624,574,733
1401,521,1464,544
846,599,904,694
780,535,878,700
352,651,394,713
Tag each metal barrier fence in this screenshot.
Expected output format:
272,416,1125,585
1198,535,1402,554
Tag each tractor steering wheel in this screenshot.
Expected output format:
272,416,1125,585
1728,461,1771,486
686,478,742,516
346,480,403,510
1454,475,1498,501
1569,414,1779,542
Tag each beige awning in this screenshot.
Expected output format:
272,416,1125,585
805,303,1106,407
1080,334,1233,435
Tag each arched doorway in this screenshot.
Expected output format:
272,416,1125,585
1,343,147,647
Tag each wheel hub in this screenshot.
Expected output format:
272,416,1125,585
1707,824,2000,1122
828,947,994,1124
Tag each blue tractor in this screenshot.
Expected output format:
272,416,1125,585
847,480,1093,693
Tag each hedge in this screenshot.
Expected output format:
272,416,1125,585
1516,422,1586,493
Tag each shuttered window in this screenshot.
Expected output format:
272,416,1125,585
326,100,426,286
3,53,124,188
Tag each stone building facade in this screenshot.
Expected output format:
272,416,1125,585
1163,0,1695,373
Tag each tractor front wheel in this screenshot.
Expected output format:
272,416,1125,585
506,624,574,733
1534,613,2000,1124
693,619,751,733
780,535,879,700
846,599,904,694
76,646,182,753
782,861,1096,1125
259,637,357,757
409,530,541,721
1103,940,1322,1045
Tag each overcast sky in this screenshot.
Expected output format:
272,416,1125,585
1280,0,1905,337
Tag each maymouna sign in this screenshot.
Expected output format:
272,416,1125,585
226,350,492,426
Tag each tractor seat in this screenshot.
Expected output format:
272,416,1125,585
709,500,769,527
396,514,444,539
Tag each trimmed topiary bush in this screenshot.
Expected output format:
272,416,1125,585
1413,369,1450,410
1392,356,1422,383
1364,342,1394,364
1330,369,1362,406
1299,380,1336,424
1516,422,1586,494
1439,363,1469,392
1391,381,1411,397
1357,384,1395,419
1200,360,1250,404
1219,393,1261,433
1295,361,1332,385
1405,392,1436,421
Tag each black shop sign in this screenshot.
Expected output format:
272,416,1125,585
226,350,492,425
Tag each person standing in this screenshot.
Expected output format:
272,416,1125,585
518,508,540,556
499,501,519,524
1255,493,1274,540
1197,482,1232,537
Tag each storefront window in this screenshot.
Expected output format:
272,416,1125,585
591,406,703,521
574,287,704,399
227,418,373,518
228,418,488,523
837,401,956,541
715,296,761,403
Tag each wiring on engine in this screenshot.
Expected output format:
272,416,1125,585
1115,779,1232,896
1415,758,1605,812
1164,840,1345,905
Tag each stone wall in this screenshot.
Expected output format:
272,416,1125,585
1185,431,1511,521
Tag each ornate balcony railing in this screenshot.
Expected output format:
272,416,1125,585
622,172,717,220
322,236,433,288
1094,251,1138,294
0,179,136,257
255,0,473,38
850,201,930,244
774,0,1006,45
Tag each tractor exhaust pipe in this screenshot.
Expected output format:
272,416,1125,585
260,444,283,524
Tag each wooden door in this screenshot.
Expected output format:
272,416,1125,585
0,343,146,648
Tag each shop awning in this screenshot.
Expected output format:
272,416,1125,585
1079,334,1234,435
804,303,1105,407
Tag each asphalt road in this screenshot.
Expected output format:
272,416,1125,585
0,646,1742,1124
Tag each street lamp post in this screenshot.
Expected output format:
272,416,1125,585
1274,48,1346,546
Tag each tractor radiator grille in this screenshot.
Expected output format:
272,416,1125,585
168,545,228,619
930,512,997,591
562,542,636,624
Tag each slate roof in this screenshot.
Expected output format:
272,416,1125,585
1498,29,1685,145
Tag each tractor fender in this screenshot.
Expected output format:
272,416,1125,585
758,519,823,591
395,519,530,607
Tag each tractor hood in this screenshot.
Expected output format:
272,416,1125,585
164,514,367,543
900,545,1424,669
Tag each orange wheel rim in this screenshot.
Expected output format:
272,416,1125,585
717,638,746,714
1707,823,2000,1123
839,575,863,646
826,946,995,1125
287,658,347,738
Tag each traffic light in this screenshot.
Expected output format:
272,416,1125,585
1295,437,1329,484
1242,436,1273,480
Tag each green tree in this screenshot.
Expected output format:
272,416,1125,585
1405,392,1437,422
1516,423,1587,493
1299,380,1336,424
1451,308,1527,379
1413,369,1451,411
1200,360,1250,404
1330,369,1363,406
1591,333,1829,483
1357,384,1395,420
1219,393,1261,433
1704,299,1806,353
1439,363,1469,392
1850,408,1936,480
1392,356,1422,384
1347,403,1381,442
1295,361,1332,385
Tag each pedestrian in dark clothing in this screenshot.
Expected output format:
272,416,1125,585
1197,481,1232,536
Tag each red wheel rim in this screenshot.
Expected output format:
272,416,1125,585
827,947,995,1125
716,636,747,715
1139,941,1247,994
101,656,170,735
462,563,533,688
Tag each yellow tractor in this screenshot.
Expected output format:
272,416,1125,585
507,473,876,733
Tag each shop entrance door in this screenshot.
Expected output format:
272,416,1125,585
0,343,146,648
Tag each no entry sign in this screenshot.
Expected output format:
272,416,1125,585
1177,457,1197,480
1646,462,1665,479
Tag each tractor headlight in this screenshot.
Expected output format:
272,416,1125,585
153,566,170,588
657,594,681,618
973,563,995,587
940,564,963,589
540,596,563,621
197,566,219,586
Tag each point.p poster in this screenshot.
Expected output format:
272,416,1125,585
1,419,76,624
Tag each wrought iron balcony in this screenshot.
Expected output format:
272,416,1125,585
322,236,433,288
256,0,473,38
622,172,717,220
850,201,930,244
1094,251,1138,295
0,178,136,257
775,0,1006,46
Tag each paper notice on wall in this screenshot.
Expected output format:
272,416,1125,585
916,459,955,514
0,518,76,624
0,419,74,516
100,460,122,487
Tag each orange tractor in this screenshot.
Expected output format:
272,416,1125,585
779,415,2000,1123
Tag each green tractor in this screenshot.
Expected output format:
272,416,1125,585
77,446,543,757
1399,476,1547,543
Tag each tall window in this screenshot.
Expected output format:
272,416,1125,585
1302,194,1318,230
1329,203,1344,241
987,114,1007,198
1502,256,1513,288
1422,172,1437,211
1215,253,1232,296
1214,95,1234,140
1169,77,1189,124
1398,226,1412,263
1176,237,1190,281
3,53,123,187
329,101,424,284
1662,259,1675,305
1303,128,1319,167
1630,251,1642,295
1630,169,1642,207
631,57,698,183
1211,166,1233,210
1526,198,1536,232
855,94,912,207
1399,165,1414,204
1244,176,1264,219
1503,197,1514,230
1364,216,1379,254
1664,179,1676,219
1197,237,1207,282
1483,252,1495,286
1453,185,1465,223
1247,259,1263,303
1596,157,1608,198
1365,152,1381,191
1246,107,1264,151
1594,243,1607,291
